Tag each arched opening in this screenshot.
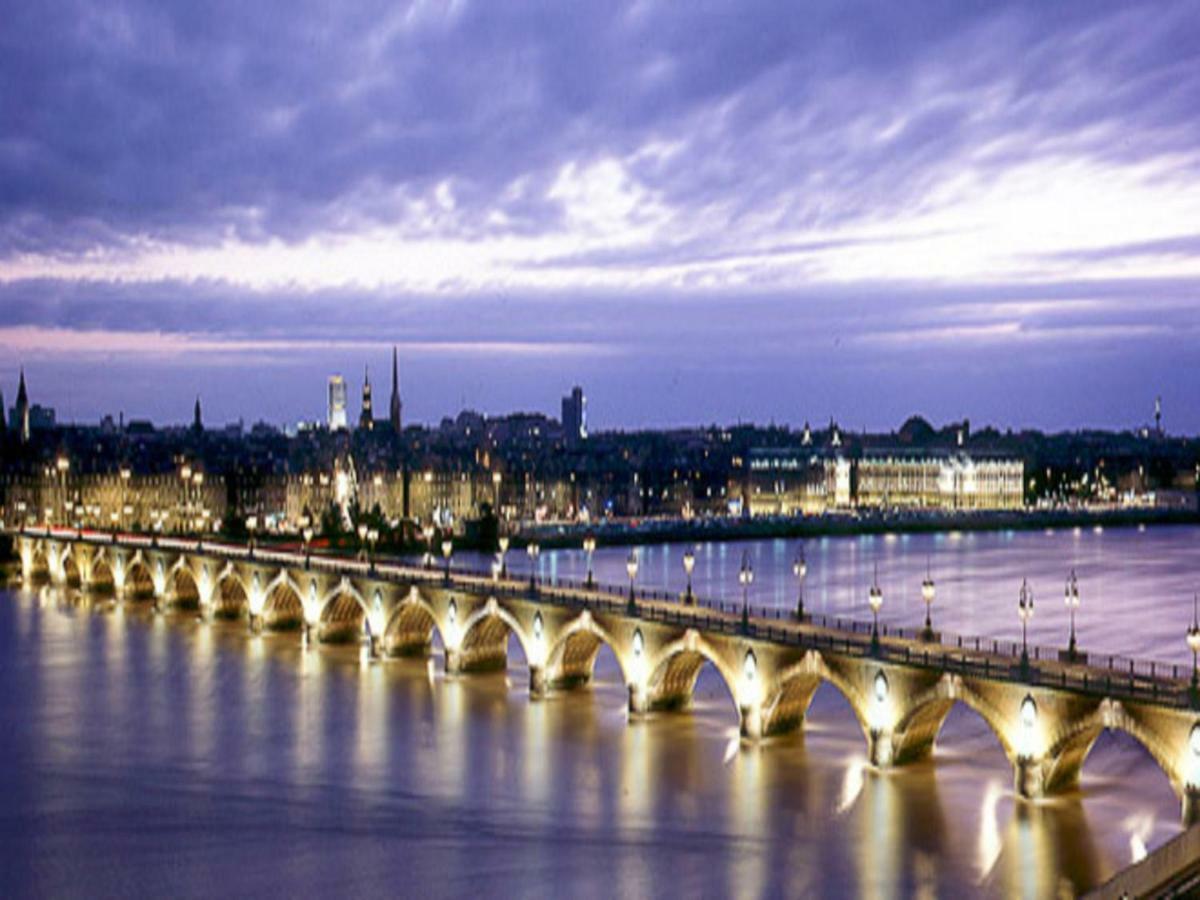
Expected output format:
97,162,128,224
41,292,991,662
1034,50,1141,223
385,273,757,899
1071,724,1181,806
213,575,248,619
90,557,115,594
645,648,738,722
320,592,365,644
897,696,1017,777
171,567,200,609
62,554,81,586
548,627,609,689
456,612,520,673
762,673,825,737
126,561,155,599
384,601,440,656
263,580,304,631
29,549,50,582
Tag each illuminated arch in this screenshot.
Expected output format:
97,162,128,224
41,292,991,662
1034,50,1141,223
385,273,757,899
643,633,740,714
887,678,1019,766
382,592,444,656
89,556,115,593
61,552,81,586
318,580,369,643
213,568,248,618
262,573,305,630
761,656,873,739
544,613,632,688
126,555,155,598
28,546,50,581
457,599,534,670
170,565,201,608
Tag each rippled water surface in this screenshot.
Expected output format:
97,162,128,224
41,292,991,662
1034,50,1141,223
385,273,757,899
2,524,1197,898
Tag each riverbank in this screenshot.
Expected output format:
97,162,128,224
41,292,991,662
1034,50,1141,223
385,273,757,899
520,506,1200,550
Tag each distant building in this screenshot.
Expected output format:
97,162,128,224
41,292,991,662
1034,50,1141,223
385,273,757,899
14,368,30,443
28,405,55,432
359,367,374,431
193,396,203,434
389,346,402,436
561,385,587,444
327,375,348,431
856,449,1023,510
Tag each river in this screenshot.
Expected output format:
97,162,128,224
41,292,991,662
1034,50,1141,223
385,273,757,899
1,524,1196,897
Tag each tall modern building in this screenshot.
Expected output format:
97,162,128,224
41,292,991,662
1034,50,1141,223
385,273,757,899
389,346,402,436
327,375,348,431
359,367,374,431
561,385,587,444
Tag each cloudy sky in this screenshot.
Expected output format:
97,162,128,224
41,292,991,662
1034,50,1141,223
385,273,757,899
2,0,1199,432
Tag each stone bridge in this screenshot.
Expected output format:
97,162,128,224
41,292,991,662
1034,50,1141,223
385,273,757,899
15,527,1200,824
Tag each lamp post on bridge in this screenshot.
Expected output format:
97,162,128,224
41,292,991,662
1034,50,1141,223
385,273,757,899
303,526,314,569
422,524,436,570
626,549,639,615
357,523,368,561
868,564,883,654
246,515,258,557
682,547,695,605
441,538,453,583
793,545,807,621
739,551,753,634
1018,578,1034,677
1187,594,1200,706
920,558,936,642
367,528,379,571
527,541,540,593
1064,569,1081,662
583,534,597,589
498,535,510,579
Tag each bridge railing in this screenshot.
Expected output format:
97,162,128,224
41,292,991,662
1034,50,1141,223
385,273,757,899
33,531,1195,707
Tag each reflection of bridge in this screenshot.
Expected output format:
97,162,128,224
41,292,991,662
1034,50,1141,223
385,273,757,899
16,527,1200,824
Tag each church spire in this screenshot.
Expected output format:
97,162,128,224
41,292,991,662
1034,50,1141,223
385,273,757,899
389,346,402,436
15,367,30,444
359,365,374,431
193,396,203,434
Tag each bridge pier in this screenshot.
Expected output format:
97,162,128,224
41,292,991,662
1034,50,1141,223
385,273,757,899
529,664,548,699
445,647,463,675
249,613,263,634
1184,790,1200,828
739,702,763,740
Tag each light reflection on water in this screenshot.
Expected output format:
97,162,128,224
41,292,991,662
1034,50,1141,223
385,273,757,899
0,525,1194,897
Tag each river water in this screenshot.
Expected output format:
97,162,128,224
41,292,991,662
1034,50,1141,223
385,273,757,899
2,525,1197,898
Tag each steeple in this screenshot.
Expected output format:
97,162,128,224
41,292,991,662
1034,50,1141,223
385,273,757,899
389,346,402,436
193,396,203,434
15,367,30,444
359,365,374,431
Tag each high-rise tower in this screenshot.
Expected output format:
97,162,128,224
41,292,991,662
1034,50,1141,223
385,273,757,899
389,346,402,436
15,368,30,444
359,366,374,431
328,375,348,431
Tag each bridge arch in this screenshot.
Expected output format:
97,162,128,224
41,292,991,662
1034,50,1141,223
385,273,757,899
544,614,631,689
28,546,50,582
262,573,305,630
318,581,369,643
642,632,741,715
213,568,248,618
61,551,81,587
383,592,444,657
125,555,155,598
761,656,872,739
168,560,200,608
89,555,115,593
889,678,1019,767
451,598,533,674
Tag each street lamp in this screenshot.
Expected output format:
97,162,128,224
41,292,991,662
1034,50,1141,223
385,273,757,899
498,535,510,578
303,526,314,567
119,467,131,528
1018,578,1034,673
921,558,936,641
368,528,379,568
1187,594,1200,700
626,549,639,614
357,522,368,560
527,541,540,592
1064,569,1081,661
682,547,696,605
739,550,754,633
793,545,807,620
246,515,258,554
441,538,453,581
423,524,436,570
583,534,597,588
868,564,883,653
55,456,70,525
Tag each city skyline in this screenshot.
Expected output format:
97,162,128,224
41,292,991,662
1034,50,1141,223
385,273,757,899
3,2,1200,430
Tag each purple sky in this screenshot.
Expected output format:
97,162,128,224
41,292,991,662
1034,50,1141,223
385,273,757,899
2,1,1199,432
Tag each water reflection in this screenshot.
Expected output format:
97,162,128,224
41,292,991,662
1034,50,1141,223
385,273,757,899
1,528,1195,897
